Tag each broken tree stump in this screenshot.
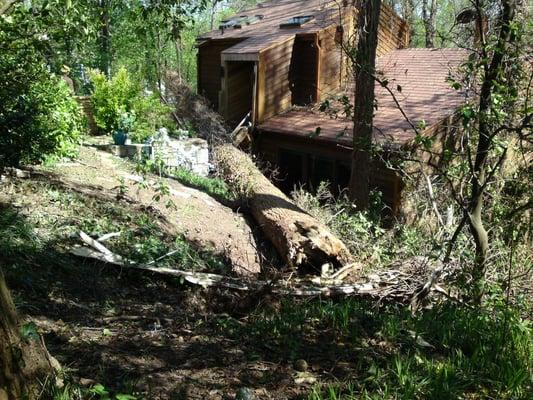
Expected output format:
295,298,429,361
214,145,353,272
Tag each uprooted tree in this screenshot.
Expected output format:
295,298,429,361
215,145,353,272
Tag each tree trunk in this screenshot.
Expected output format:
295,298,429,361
468,0,516,301
422,0,437,48
0,268,56,399
215,145,353,272
99,0,111,76
401,0,415,46
349,0,381,210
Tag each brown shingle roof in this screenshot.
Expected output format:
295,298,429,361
200,0,339,55
258,48,470,147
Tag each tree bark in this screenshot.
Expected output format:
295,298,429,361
349,0,381,210
215,145,353,272
401,0,415,46
422,0,437,48
468,0,516,301
0,268,56,399
99,0,111,76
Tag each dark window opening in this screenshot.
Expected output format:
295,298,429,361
279,150,305,193
220,15,264,30
280,15,314,29
289,38,318,105
225,61,255,126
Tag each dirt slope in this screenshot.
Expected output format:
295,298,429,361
39,146,262,275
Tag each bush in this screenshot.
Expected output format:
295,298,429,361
88,67,139,134
88,67,173,141
0,25,84,168
130,94,174,143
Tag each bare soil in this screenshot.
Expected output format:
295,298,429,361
38,146,263,275
0,144,369,399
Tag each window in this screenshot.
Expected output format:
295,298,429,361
280,15,314,29
219,15,264,30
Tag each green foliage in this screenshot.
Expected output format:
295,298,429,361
224,296,532,399
135,153,233,202
129,94,173,143
171,167,232,201
88,67,173,140
0,11,84,167
88,67,139,133
20,322,39,342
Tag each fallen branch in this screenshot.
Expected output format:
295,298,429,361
70,232,446,301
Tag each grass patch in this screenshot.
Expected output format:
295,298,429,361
222,297,532,399
0,179,229,277
170,167,232,201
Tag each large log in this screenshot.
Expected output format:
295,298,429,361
215,145,353,272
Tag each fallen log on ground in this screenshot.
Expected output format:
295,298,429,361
214,145,353,272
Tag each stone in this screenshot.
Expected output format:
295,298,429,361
294,359,308,372
235,387,255,400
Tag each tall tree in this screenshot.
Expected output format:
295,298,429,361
401,0,415,45
422,0,437,47
464,0,522,300
348,0,381,209
99,0,112,76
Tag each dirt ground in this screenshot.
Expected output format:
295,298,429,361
38,146,263,275
0,148,329,399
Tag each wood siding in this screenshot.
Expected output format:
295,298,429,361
256,131,404,216
257,36,295,123
318,25,342,100
377,3,410,56
197,39,242,109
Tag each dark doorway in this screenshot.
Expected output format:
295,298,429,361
289,38,318,105
225,61,255,125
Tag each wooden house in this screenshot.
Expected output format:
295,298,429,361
197,0,469,217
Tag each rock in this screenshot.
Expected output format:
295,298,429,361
235,387,255,400
294,359,308,372
79,378,96,387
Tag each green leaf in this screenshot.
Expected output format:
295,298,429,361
116,395,137,400
308,127,321,138
91,384,110,396
20,322,39,342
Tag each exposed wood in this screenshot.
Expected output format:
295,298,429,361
215,145,353,271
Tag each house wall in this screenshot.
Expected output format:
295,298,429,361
257,36,296,123
255,131,404,217
318,25,343,100
197,39,243,109
377,3,410,56
316,2,409,101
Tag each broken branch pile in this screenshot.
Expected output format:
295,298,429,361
71,231,442,301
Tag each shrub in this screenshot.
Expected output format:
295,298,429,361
0,27,84,168
88,67,139,134
88,67,173,141
130,94,174,143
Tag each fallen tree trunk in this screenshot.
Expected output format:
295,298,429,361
215,145,353,272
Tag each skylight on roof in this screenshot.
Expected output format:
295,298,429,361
280,15,314,29
219,15,264,31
